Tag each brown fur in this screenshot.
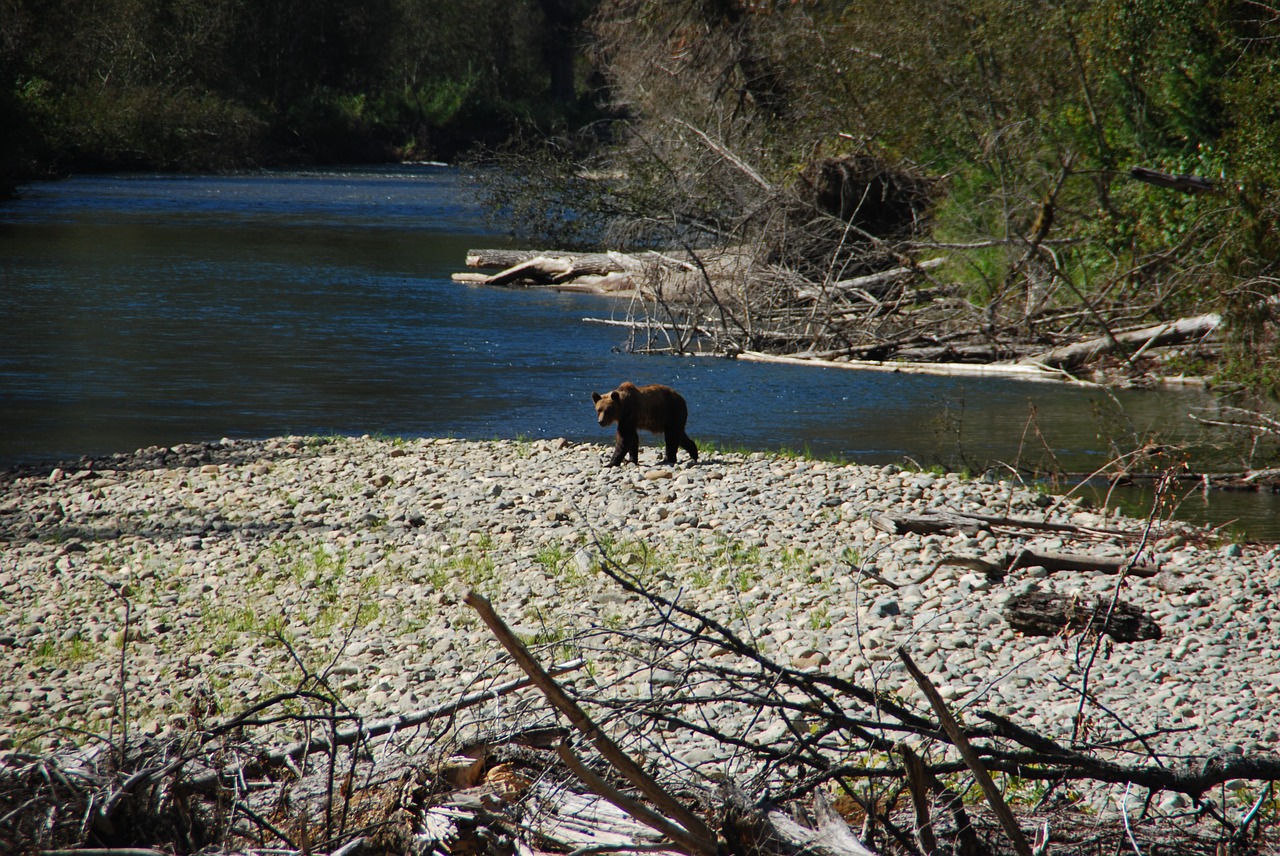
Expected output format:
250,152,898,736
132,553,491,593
591,382,698,467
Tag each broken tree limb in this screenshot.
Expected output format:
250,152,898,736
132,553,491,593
897,743,940,856
464,590,718,854
899,648,1034,856
556,741,710,856
1003,591,1162,642
1017,313,1221,371
1129,166,1218,194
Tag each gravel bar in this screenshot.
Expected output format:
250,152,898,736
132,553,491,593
2,434,1278,815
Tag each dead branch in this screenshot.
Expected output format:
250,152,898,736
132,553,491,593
766,790,879,856
1129,166,1218,194
464,590,718,855
899,648,1034,856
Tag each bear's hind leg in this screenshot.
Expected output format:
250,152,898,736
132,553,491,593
679,432,698,463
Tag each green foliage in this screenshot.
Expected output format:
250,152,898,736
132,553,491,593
0,0,604,175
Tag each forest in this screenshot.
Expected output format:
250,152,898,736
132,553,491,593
3,0,1279,399
0,0,600,177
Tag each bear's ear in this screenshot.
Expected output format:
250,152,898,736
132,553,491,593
591,392,602,403
610,391,621,402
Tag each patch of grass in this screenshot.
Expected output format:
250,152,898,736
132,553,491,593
733,566,761,593
808,605,832,631
199,605,292,655
697,439,758,457
31,636,100,666
535,542,582,584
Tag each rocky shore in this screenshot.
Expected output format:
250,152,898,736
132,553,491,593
3,434,1279,815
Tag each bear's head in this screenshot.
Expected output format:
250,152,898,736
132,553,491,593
591,390,623,427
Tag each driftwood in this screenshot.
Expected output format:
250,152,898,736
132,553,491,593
794,257,946,302
467,248,633,275
767,791,878,856
1003,590,1162,642
870,509,1140,541
465,590,719,856
465,248,696,275
738,350,1074,382
483,254,574,284
1017,313,1221,371
936,549,1158,582
420,778,683,855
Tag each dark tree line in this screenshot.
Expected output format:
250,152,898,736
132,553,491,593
0,0,600,184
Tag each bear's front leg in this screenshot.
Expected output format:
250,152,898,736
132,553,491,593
607,431,630,467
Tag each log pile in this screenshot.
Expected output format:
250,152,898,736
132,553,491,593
452,245,1224,386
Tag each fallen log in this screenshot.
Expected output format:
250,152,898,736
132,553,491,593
870,509,1140,541
484,255,574,285
1003,590,1161,642
1006,548,1158,577
465,248,695,276
1017,313,1221,371
936,549,1158,582
738,350,1077,383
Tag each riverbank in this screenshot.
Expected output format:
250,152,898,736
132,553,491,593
4,435,1279,818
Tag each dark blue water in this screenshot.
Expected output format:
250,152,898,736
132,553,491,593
2,166,1274,537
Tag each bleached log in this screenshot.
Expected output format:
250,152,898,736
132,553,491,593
767,791,879,856
795,257,946,302
485,255,574,285
1017,313,1221,371
738,350,1079,383
465,248,694,276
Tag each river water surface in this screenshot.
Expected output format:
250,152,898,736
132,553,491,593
2,166,1275,538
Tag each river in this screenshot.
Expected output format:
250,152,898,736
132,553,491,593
2,165,1275,539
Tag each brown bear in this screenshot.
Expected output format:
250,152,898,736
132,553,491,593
591,382,699,467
